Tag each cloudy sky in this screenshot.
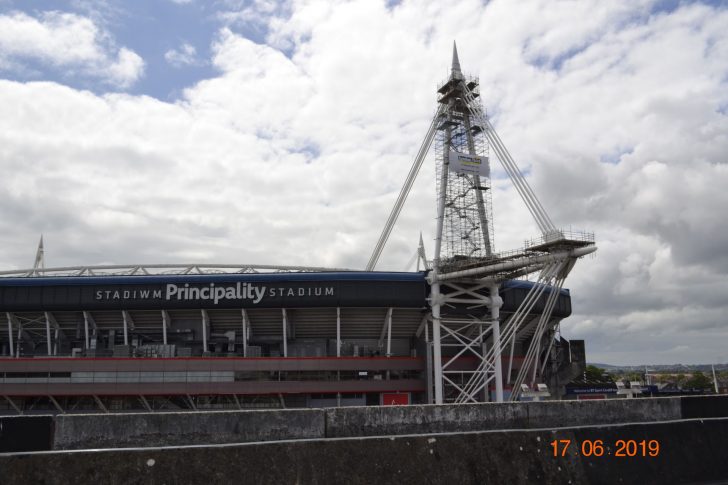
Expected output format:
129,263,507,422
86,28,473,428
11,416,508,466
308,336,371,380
0,0,726,365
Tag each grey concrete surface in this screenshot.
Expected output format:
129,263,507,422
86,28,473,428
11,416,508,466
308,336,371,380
324,396,684,437
54,408,325,450
2,417,727,484
1,395,725,453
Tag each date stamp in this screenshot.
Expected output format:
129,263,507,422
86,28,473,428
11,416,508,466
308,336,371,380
550,439,660,457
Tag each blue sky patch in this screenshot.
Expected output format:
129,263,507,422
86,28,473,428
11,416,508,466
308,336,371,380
600,146,634,165
0,0,276,100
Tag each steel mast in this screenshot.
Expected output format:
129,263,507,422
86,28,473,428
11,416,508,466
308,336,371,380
430,43,502,404
368,43,596,404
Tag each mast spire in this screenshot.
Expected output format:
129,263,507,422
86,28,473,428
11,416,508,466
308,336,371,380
451,41,462,78
33,234,45,275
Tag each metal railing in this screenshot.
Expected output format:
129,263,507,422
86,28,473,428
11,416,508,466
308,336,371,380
0,263,356,278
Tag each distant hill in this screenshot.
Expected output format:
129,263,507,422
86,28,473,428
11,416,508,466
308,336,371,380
588,363,728,372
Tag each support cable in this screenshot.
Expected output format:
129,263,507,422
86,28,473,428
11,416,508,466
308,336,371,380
539,324,560,379
527,277,564,386
509,258,576,401
366,106,445,271
509,280,562,400
461,85,556,235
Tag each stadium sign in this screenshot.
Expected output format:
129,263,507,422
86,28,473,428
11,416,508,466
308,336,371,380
0,274,427,311
94,283,335,305
568,387,618,395
448,149,490,177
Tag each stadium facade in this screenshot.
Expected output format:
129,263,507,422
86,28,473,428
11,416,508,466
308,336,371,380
0,269,582,413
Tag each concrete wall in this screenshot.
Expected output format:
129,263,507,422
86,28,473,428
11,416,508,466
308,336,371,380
0,395,725,452
2,418,728,484
324,397,683,437
53,408,325,450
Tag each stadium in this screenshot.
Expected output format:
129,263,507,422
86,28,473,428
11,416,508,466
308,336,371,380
0,266,581,413
0,44,594,414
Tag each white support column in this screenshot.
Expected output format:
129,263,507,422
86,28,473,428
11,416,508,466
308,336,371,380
336,307,341,405
83,311,90,349
430,104,449,404
241,309,249,357
507,334,516,384
386,308,393,357
84,311,98,339
200,309,208,355
45,312,60,356
281,309,288,357
161,310,169,345
481,339,489,402
6,313,14,358
44,312,52,356
431,283,444,404
121,311,129,346
16,323,22,358
491,283,504,403
336,307,341,357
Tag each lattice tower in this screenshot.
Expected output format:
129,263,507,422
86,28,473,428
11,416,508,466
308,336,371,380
434,45,495,272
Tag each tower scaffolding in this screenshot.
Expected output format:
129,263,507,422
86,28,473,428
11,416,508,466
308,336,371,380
434,62,495,270
367,42,596,404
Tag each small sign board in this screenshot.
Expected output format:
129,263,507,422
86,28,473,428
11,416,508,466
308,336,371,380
448,150,490,177
381,392,410,406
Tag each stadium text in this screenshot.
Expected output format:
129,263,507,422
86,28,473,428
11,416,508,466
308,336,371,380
94,283,335,305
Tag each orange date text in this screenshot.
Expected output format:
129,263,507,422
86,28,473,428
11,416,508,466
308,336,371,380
550,439,660,457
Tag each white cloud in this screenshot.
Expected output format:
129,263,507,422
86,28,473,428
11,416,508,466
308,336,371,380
216,0,291,35
164,43,202,67
0,10,144,88
1,0,728,364
107,48,145,87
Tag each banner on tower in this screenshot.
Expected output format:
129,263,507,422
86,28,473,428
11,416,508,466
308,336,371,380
448,150,489,177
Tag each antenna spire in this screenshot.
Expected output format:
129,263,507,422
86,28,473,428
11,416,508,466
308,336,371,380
33,234,45,275
451,41,462,77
